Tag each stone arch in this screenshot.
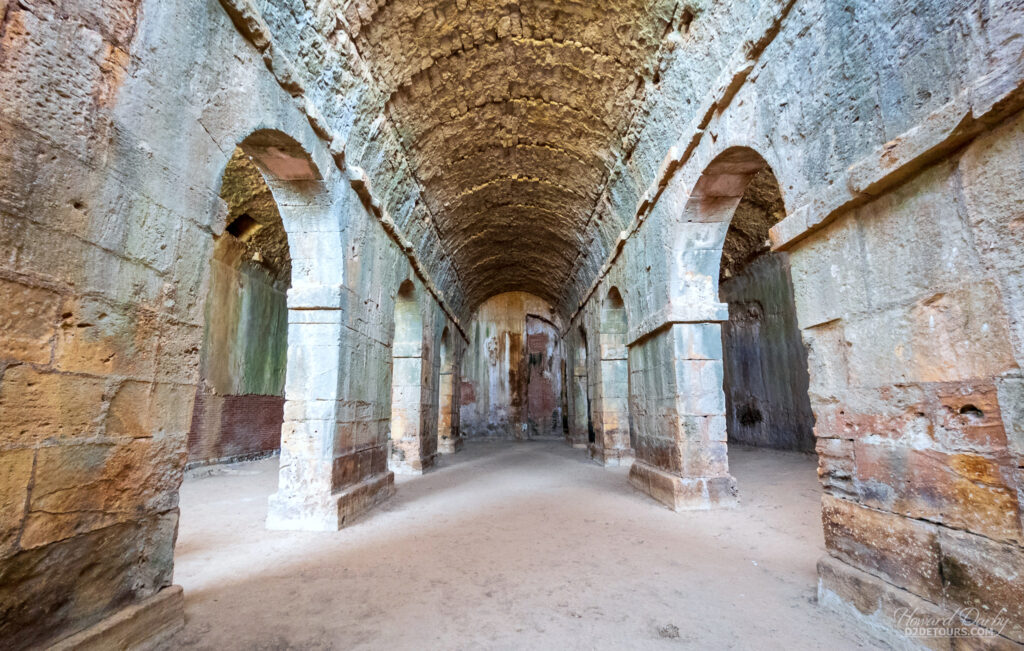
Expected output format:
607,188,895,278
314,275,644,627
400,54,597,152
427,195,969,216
674,146,813,452
714,158,815,454
248,127,394,532
439,326,452,371
188,144,293,467
629,146,812,512
670,146,787,309
393,279,423,357
591,286,633,465
230,130,347,291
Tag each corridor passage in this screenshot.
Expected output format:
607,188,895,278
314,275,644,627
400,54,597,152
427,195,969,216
173,441,879,649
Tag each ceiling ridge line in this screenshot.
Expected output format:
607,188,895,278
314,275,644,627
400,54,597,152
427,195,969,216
451,174,592,201
394,94,609,150
430,140,597,176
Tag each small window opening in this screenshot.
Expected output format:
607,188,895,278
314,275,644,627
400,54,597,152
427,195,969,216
680,8,695,34
958,404,984,419
226,213,262,241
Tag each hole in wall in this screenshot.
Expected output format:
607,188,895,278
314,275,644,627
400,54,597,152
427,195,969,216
738,403,763,427
958,404,984,419
226,213,262,241
680,8,695,33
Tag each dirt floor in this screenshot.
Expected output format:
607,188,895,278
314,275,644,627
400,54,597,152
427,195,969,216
169,440,885,650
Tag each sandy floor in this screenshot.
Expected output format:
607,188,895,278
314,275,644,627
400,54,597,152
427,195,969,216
170,440,883,650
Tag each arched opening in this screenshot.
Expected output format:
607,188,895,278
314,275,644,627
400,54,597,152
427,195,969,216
629,148,815,513
592,287,633,465
390,279,432,473
717,163,815,454
187,146,291,468
650,146,817,533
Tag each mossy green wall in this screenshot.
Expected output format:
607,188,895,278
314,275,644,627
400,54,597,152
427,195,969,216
200,246,288,397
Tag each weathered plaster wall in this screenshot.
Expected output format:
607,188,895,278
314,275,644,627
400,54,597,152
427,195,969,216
187,246,288,465
720,252,814,452
460,292,561,439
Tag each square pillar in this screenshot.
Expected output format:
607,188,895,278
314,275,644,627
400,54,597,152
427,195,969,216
267,286,394,531
590,358,634,466
628,322,738,510
390,353,436,473
437,370,462,453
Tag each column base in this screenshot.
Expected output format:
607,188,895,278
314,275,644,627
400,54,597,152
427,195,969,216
589,444,634,467
51,585,184,650
438,437,464,454
571,442,589,450
628,460,738,510
390,452,436,475
266,470,395,531
817,555,1020,648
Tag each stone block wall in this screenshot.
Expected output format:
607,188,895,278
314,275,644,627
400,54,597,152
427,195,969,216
557,0,1024,643
795,114,1024,643
0,0,465,644
1,1,198,644
626,323,737,510
589,290,633,465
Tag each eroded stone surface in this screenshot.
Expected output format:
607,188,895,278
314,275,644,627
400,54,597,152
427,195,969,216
2,0,1024,648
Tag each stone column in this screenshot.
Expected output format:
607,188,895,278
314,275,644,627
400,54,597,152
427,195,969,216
594,349,632,465
267,285,394,530
437,369,461,453
569,346,591,448
628,321,738,510
390,337,435,473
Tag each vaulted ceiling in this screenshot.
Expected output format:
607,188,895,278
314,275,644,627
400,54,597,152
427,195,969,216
340,0,679,309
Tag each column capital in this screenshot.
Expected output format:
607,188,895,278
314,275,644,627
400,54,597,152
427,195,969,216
287,284,348,310
628,302,729,346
